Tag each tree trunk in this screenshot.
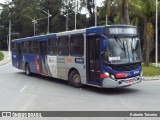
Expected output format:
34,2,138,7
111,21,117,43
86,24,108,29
123,0,130,24
143,18,147,64
119,0,130,24
143,18,153,66
145,34,150,66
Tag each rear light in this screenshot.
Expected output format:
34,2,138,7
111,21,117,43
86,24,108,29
115,72,127,79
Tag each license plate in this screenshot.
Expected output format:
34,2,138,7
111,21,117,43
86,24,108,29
126,79,135,84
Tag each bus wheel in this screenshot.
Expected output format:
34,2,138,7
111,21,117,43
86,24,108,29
25,64,31,76
69,70,84,88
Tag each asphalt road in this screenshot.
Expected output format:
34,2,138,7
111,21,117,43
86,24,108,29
0,63,160,120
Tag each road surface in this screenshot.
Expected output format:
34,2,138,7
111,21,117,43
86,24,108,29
0,63,160,120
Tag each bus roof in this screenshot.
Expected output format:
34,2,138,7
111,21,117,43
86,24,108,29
12,25,137,42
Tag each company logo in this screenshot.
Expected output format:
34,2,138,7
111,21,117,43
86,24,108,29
134,70,139,74
49,58,55,63
1,112,42,118
2,112,11,117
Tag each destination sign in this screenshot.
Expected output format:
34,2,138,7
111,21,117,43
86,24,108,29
106,27,138,35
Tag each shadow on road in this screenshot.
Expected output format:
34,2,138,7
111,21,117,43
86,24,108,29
16,71,140,95
83,86,140,95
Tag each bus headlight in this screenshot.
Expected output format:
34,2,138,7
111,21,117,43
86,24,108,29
104,72,110,77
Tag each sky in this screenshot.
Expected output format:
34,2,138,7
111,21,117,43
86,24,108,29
0,0,11,4
0,0,104,6
97,0,104,6
0,0,104,15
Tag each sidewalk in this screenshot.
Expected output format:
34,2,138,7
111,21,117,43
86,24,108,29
0,51,11,66
143,76,160,81
151,63,160,67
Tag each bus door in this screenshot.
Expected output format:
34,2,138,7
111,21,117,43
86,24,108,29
38,41,47,75
86,35,101,85
17,43,22,69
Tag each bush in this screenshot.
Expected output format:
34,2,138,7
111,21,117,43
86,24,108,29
143,64,160,76
0,52,4,61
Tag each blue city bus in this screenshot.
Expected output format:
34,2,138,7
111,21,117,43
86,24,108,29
12,25,142,88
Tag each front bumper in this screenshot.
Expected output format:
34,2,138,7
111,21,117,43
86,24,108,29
102,75,142,88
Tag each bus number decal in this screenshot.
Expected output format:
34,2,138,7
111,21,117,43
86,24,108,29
75,58,84,63
109,57,120,61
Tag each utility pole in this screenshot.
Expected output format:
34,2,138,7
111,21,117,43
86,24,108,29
106,15,108,25
156,0,158,67
33,17,36,36
8,20,11,59
36,8,52,33
95,0,97,26
66,9,69,31
47,10,51,33
66,0,69,31
75,0,77,30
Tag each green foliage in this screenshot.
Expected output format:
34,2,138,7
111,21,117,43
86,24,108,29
143,65,160,76
0,0,159,64
0,0,89,49
0,52,4,61
100,0,158,64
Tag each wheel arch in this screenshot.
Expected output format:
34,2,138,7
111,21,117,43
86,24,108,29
68,68,79,80
25,62,29,69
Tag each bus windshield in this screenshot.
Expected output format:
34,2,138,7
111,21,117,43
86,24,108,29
103,37,141,64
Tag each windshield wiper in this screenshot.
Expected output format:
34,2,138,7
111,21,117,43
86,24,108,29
114,36,125,50
114,36,127,57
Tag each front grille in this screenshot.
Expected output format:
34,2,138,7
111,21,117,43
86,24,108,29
106,62,141,71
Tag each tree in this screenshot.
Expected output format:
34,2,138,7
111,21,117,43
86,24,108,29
79,0,95,27
129,0,155,66
101,0,157,65
102,0,130,24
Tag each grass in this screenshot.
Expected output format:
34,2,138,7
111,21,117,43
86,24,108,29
0,52,4,61
142,64,160,76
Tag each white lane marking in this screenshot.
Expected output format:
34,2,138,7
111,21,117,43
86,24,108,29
19,85,27,93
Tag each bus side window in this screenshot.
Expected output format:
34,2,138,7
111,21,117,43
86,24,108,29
22,42,26,54
22,41,30,54
12,43,18,54
58,36,69,56
30,40,38,54
48,37,57,55
70,34,84,56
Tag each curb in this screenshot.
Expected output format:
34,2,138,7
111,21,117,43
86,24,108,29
142,77,160,81
0,59,11,66
0,51,11,66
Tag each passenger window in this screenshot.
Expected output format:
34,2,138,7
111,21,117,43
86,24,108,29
58,36,69,56
22,41,30,54
48,37,57,55
30,41,38,54
70,34,84,56
12,43,18,53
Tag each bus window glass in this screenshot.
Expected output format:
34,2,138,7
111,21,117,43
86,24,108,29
12,43,18,53
70,34,84,56
103,37,141,64
22,42,30,54
30,41,38,54
48,37,57,55
58,36,69,56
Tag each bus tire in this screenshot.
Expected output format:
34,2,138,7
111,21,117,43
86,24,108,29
69,70,84,88
25,64,31,76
